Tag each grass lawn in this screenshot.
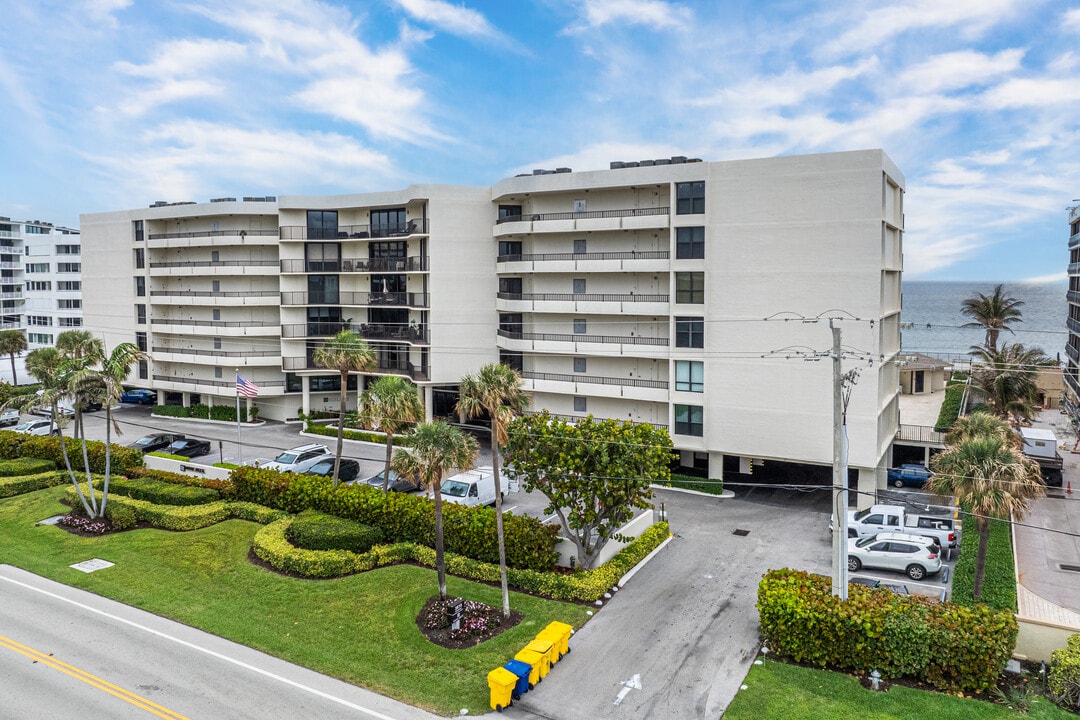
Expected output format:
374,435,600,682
724,660,1072,720
0,486,593,715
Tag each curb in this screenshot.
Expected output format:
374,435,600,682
650,484,734,499
618,534,674,588
150,413,266,428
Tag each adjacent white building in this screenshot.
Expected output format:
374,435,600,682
81,149,904,495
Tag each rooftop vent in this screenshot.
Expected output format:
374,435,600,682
210,197,237,203
654,158,671,165
639,159,655,167
610,161,625,169
624,161,639,168
555,167,572,173
151,201,169,207
671,155,687,164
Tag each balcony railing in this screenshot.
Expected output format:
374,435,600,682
523,410,667,432
1068,290,1080,305
147,229,279,240
152,374,285,388
1067,371,1080,399
282,357,429,380
281,322,429,343
522,371,668,390
496,207,669,225
0,262,23,270
279,219,429,240
152,346,280,358
497,292,668,303
895,424,945,445
150,290,279,297
498,250,669,263
279,257,429,273
497,328,668,346
150,318,280,328
149,260,279,268
280,291,429,308
1069,317,1080,335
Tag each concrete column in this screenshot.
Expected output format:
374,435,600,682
423,385,433,422
182,392,190,408
708,451,724,482
856,467,878,509
301,376,311,416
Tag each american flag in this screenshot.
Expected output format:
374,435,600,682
236,374,260,398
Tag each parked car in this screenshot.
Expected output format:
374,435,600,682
129,433,185,453
165,438,212,459
360,469,421,493
0,409,20,427
260,444,332,473
13,419,58,436
306,458,360,483
119,388,156,405
887,463,933,488
847,532,942,581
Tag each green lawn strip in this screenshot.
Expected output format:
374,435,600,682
724,660,1070,720
950,515,1016,611
0,487,592,715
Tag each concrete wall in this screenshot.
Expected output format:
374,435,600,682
552,510,655,568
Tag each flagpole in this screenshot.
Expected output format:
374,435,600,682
235,368,242,464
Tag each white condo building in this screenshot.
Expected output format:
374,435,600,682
81,149,904,495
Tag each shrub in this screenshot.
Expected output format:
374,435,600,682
934,382,966,432
105,500,138,531
302,423,412,447
756,568,1017,693
949,516,1016,611
0,432,143,474
0,471,66,498
287,510,384,552
151,404,189,418
101,476,220,506
0,457,57,476
152,404,249,421
1048,633,1080,712
654,473,723,495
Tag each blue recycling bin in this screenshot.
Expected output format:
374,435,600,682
503,659,532,700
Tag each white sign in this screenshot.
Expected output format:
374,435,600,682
70,558,115,573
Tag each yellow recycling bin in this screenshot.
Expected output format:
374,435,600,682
514,648,544,687
487,666,518,712
537,621,573,662
526,638,555,679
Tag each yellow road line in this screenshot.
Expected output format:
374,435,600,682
0,634,191,720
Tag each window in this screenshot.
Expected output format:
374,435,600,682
370,208,406,237
498,205,522,221
676,272,704,304
676,361,704,392
214,367,223,379
499,277,522,296
500,350,524,371
27,281,50,291
573,278,586,294
55,245,80,255
498,241,522,258
134,220,144,242
28,333,53,344
26,263,49,273
135,277,145,297
306,243,340,272
212,309,221,321
28,315,51,326
213,337,222,349
573,397,587,412
306,210,338,240
499,313,522,335
211,251,220,263
675,317,704,348
573,239,587,254
676,227,705,259
57,263,81,273
138,360,148,380
24,225,44,234
212,280,221,293
573,357,586,373
136,304,146,324
573,318,586,334
676,181,705,214
59,317,82,327
58,281,81,291
57,299,81,309
135,331,147,352
675,404,703,436
307,275,339,304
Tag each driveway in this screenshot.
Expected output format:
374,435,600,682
509,489,833,720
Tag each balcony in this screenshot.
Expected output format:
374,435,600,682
151,346,281,367
279,257,429,274
152,374,285,391
149,289,280,306
521,370,668,402
1067,343,1079,364
496,291,669,315
497,328,668,359
146,229,279,248
0,262,23,270
497,250,669,273
148,259,279,277
523,409,667,432
1067,371,1080,399
1069,317,1080,335
281,322,428,344
895,424,945,445
279,220,429,241
282,356,429,381
495,207,669,236
280,291,429,308
150,318,281,337
1068,291,1080,305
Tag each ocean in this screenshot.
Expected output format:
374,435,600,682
900,281,1069,360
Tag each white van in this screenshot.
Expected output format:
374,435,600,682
440,466,517,507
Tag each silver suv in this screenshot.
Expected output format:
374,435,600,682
260,444,332,473
847,532,942,581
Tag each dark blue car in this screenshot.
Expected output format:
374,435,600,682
887,463,933,488
120,388,156,405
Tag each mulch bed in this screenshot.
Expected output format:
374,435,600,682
416,595,523,649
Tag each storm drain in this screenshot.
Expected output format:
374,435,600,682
732,529,750,536
1059,564,1080,573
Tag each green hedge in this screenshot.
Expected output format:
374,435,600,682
0,431,144,474
62,487,287,530
934,382,966,432
654,473,723,495
1049,633,1080,712
96,476,221,506
230,467,559,572
287,510,384,552
152,404,251,422
0,471,66,498
253,517,670,601
757,569,1016,693
302,422,412,447
0,457,57,477
949,516,1017,611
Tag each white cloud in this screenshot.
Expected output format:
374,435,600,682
112,39,247,116
982,76,1080,108
83,0,131,27
897,49,1024,93
693,57,879,110
565,0,693,33
1064,7,1080,31
391,0,506,40
1022,271,1068,284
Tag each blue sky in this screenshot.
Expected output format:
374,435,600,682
1,0,1077,282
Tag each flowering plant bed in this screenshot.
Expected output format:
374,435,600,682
416,596,523,649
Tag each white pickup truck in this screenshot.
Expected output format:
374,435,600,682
837,504,959,549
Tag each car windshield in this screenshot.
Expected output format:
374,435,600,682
134,436,157,446
442,480,469,497
854,536,880,549
852,508,872,522
274,451,299,464
309,462,332,474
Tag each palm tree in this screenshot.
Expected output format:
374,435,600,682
960,283,1024,351
944,411,1018,447
359,375,423,491
0,329,27,386
928,436,1044,601
969,343,1054,423
391,422,478,599
55,330,105,439
456,363,529,617
312,330,375,486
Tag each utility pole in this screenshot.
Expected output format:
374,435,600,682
830,319,849,599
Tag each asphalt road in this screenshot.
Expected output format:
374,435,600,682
0,565,442,720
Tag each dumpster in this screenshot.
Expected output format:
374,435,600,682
488,667,518,712
513,648,544,687
503,659,532,700
538,621,573,662
526,638,555,679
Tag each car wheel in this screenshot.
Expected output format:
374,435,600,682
847,529,857,538
906,564,926,581
847,556,861,572
893,479,904,488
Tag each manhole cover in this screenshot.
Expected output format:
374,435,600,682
732,529,750,536
1060,564,1080,573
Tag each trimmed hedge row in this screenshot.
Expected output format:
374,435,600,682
934,381,966,432
0,431,144,474
62,487,288,530
231,467,559,572
302,423,412,447
757,569,1017,693
0,457,57,477
98,476,221,506
287,510,384,552
950,516,1017,611
152,404,251,422
0,471,66,498
1049,633,1080,712
253,518,671,602
654,473,723,495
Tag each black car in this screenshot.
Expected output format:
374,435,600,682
129,433,185,453
166,438,212,459
306,458,360,483
361,469,421,493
